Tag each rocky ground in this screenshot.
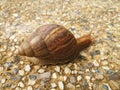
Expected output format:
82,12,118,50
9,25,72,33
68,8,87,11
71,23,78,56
0,0,120,90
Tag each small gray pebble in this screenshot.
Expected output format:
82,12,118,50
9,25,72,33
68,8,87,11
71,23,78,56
13,68,18,74
29,75,37,80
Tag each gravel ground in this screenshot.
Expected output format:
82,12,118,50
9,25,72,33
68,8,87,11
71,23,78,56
0,0,120,90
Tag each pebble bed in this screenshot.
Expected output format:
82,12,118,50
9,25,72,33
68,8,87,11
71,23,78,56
0,0,120,90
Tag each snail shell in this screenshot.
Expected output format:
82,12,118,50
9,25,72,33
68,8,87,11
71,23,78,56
16,24,92,65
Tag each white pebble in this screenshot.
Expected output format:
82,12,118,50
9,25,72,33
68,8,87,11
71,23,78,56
28,79,36,85
77,75,82,81
58,81,64,90
102,66,110,70
54,66,60,72
101,61,108,65
64,67,71,74
27,86,33,90
51,73,57,79
0,67,3,71
96,74,104,80
38,69,45,73
19,70,25,76
1,78,6,83
12,13,19,17
51,83,57,88
93,60,99,67
24,65,31,72
18,81,24,88
85,76,91,80
63,76,67,81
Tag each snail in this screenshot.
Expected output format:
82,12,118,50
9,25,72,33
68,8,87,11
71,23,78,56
16,24,94,65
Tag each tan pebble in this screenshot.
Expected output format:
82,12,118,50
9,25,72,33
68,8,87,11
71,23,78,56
63,76,67,81
95,74,104,80
102,66,110,70
0,67,3,71
101,61,108,65
51,83,57,88
58,81,64,90
67,83,75,90
54,66,60,72
38,69,45,73
18,81,24,88
18,70,25,76
109,80,120,90
77,75,82,81
1,78,6,83
28,79,36,85
93,60,99,67
51,73,57,79
27,86,33,90
64,67,71,74
71,70,77,74
20,61,24,64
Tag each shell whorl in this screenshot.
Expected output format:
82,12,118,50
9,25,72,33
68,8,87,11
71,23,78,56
16,24,78,62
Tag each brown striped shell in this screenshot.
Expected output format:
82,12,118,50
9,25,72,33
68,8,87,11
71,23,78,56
16,24,92,65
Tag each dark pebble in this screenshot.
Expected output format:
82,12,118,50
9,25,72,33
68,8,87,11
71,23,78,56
29,75,37,80
102,84,109,90
90,50,100,57
14,56,20,63
5,62,13,67
13,68,18,74
82,79,88,90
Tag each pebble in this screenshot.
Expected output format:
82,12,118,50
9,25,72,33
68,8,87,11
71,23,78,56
29,75,37,80
51,73,57,79
14,56,20,63
102,83,112,90
109,80,120,90
13,68,18,74
109,72,120,80
95,74,104,80
85,76,91,80
67,83,75,90
64,67,71,74
5,62,13,67
51,83,57,88
18,70,25,76
27,86,33,90
77,75,82,81
58,81,64,90
28,79,36,85
24,65,31,72
37,71,51,80
101,61,108,65
38,69,45,73
0,67,3,71
93,60,99,67
70,76,76,84
1,78,6,83
18,81,24,88
102,66,110,70
54,66,60,72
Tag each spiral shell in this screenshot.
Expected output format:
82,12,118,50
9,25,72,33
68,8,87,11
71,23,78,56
16,24,79,64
